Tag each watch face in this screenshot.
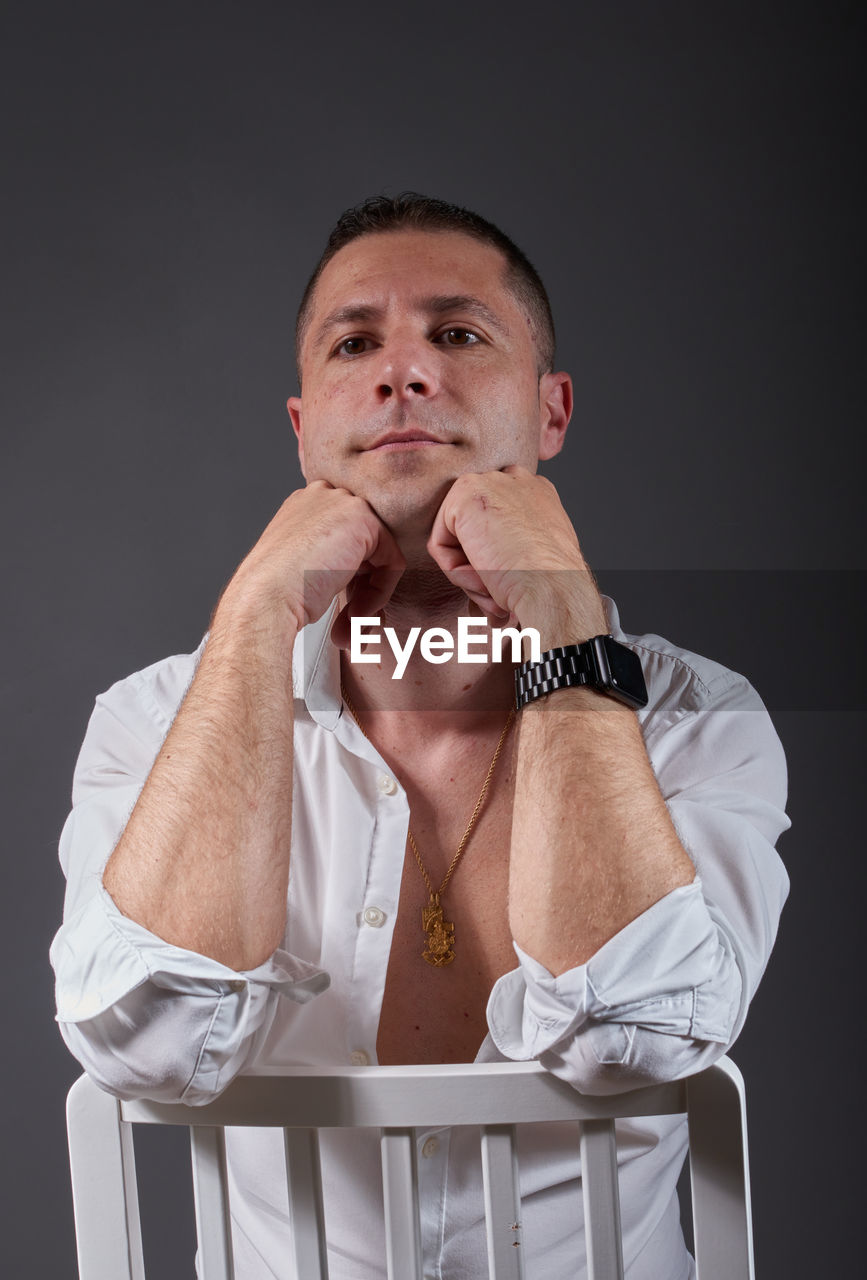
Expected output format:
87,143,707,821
602,638,649,707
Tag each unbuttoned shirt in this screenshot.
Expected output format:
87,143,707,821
51,598,790,1279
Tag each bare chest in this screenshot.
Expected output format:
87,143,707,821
376,754,518,1065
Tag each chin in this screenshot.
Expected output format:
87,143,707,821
362,472,455,538
372,493,442,542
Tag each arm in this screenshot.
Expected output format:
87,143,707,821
429,466,694,973
102,482,404,970
52,483,403,1100
101,601,297,970
429,468,789,1088
51,646,329,1104
487,657,790,1091
509,686,695,973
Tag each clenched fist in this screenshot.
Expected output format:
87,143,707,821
218,481,406,641
428,466,608,645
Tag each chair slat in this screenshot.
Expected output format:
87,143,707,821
687,1058,754,1280
480,1124,524,1280
380,1128,423,1280
190,1126,234,1280
67,1076,145,1280
284,1127,330,1279
581,1118,624,1280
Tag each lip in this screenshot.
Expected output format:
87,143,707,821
366,429,449,452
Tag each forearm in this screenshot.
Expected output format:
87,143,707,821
101,483,403,972
509,688,695,975
103,593,298,971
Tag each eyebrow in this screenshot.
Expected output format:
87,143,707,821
310,294,510,353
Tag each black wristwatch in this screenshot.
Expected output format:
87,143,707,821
514,635,648,711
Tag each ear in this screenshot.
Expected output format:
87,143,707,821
537,371,572,461
286,396,306,477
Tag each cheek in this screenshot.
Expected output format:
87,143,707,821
481,382,542,462
301,392,350,454
308,379,357,427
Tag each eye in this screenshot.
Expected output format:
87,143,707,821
437,327,480,347
334,336,371,357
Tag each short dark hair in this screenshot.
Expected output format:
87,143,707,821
295,192,556,380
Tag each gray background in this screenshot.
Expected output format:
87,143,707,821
2,1,864,1274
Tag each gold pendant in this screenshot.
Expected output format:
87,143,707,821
422,894,455,966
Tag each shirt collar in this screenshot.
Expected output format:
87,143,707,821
604,594,621,635
292,601,343,730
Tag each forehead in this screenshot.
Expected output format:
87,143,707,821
305,229,519,336
319,227,510,291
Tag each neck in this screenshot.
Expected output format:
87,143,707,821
385,565,467,628
339,565,515,721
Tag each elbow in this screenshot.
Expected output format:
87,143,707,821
542,1025,737,1097
539,962,745,1096
58,1015,205,1103
55,981,258,1105
489,891,750,1095
56,975,281,1104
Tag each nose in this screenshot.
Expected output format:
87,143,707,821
375,336,439,402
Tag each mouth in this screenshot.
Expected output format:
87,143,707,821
365,429,451,452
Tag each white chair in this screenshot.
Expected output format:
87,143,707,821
66,1057,754,1280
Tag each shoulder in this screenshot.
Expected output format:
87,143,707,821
604,598,787,823
98,638,208,731
72,640,207,801
604,596,769,737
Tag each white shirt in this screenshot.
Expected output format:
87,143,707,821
51,598,790,1279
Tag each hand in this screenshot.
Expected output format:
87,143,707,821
427,467,608,644
218,481,405,639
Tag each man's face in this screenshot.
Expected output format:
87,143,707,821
288,229,571,541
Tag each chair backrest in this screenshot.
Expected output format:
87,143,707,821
66,1057,754,1280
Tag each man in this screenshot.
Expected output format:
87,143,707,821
52,194,790,1278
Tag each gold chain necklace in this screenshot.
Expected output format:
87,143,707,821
340,682,515,967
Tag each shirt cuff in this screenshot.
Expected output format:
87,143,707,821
486,879,740,1068
52,885,330,1024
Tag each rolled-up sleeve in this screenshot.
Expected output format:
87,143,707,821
487,654,790,1094
50,652,329,1105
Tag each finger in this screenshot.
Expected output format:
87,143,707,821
427,487,465,568
427,508,471,578
428,485,517,618
364,519,405,572
436,561,488,600
426,561,509,623
331,519,405,648
331,571,401,648
353,566,404,618
362,520,406,612
427,537,470,577
464,592,511,623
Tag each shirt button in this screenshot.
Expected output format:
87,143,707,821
349,1049,371,1066
362,906,387,928
228,979,246,993
377,773,398,796
421,1137,440,1158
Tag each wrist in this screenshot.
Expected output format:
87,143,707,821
217,558,308,631
530,603,609,652
512,571,608,650
515,635,648,713
211,578,300,660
